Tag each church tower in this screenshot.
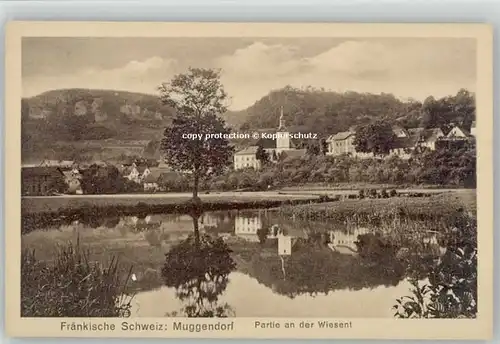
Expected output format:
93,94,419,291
276,106,290,153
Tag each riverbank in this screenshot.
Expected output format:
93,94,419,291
277,191,476,224
21,191,320,214
280,183,469,192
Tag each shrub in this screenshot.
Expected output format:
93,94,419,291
21,241,134,317
380,189,389,198
358,189,365,199
389,189,398,197
393,214,477,318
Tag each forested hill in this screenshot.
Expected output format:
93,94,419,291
21,87,475,162
226,86,476,135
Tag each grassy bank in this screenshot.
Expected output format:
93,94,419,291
278,191,476,224
280,183,468,191
21,241,135,317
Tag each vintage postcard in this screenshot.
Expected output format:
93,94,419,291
4,22,493,339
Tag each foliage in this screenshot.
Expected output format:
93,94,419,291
393,213,477,318
159,68,234,199
161,230,237,317
238,87,474,138
420,89,475,131
80,164,141,194
207,147,475,192
353,120,397,156
278,192,476,225
21,241,134,317
255,144,270,165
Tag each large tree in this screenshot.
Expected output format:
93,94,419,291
353,120,396,156
159,68,234,201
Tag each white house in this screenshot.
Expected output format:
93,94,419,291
234,146,261,170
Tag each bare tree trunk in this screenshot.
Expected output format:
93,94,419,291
193,171,199,199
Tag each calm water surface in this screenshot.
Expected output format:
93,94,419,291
22,209,440,318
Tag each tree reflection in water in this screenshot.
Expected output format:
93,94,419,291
161,213,236,317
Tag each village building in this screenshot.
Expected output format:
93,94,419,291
124,164,151,183
22,166,65,196
233,107,307,170
325,131,373,158
142,167,174,191
445,125,472,140
416,128,445,151
392,125,410,138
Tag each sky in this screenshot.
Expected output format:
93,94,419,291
22,37,476,110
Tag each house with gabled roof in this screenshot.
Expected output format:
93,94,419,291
22,166,66,196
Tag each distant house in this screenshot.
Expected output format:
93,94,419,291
125,164,151,183
22,167,65,196
392,125,410,138
326,131,355,156
234,146,260,170
389,135,420,159
446,125,471,140
143,167,172,191
417,128,445,151
325,131,373,158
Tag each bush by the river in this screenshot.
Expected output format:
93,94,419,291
393,213,477,318
21,241,134,317
206,147,476,191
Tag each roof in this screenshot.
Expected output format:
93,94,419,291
446,126,470,137
136,165,149,174
392,135,420,149
143,167,174,183
235,146,259,155
22,166,64,178
280,149,307,158
392,125,409,137
407,127,425,135
326,131,355,141
420,128,444,142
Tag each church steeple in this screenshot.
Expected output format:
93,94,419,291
278,106,286,130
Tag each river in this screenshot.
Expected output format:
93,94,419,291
21,209,443,318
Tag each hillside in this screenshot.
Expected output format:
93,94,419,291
234,86,475,137
21,88,177,162
21,87,475,163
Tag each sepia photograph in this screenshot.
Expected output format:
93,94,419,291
4,22,493,339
